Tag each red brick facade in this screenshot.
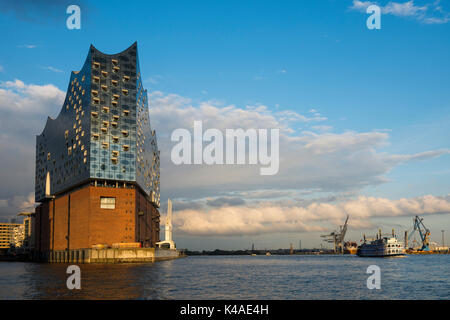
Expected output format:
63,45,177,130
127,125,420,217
34,184,160,253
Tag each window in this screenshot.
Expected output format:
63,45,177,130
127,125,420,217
47,152,51,160
102,106,110,113
102,142,109,149
112,59,118,66
123,110,129,116
101,71,108,77
100,197,115,209
93,62,100,69
111,157,118,164
112,136,119,143
123,145,130,151
111,80,118,87
112,101,118,107
121,130,129,137
123,75,130,82
91,90,98,96
122,89,128,96
93,76,100,83
92,133,99,140
91,111,98,118
101,85,108,92
65,130,69,139
113,94,119,101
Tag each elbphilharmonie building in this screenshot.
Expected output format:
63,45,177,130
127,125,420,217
34,43,161,254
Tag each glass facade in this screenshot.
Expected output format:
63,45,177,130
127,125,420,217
35,42,160,207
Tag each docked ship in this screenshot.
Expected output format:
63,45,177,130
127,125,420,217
357,234,406,257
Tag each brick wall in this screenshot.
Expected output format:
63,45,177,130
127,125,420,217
135,190,160,247
34,183,160,252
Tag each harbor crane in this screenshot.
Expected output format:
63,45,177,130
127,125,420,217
407,215,431,251
321,215,349,254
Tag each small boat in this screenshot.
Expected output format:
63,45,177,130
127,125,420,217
357,236,406,257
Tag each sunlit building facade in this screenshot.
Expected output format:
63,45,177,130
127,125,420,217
34,43,161,255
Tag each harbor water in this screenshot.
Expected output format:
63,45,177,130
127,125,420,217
0,254,448,299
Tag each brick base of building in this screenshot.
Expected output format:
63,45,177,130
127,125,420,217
34,182,160,254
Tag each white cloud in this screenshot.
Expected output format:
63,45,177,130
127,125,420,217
18,44,37,49
172,194,450,236
147,91,450,202
311,125,333,132
41,66,63,73
0,79,65,216
0,79,65,113
350,0,449,24
351,0,375,11
384,1,427,17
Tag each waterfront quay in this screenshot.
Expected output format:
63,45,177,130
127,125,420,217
46,247,182,263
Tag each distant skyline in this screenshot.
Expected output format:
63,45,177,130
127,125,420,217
0,0,449,250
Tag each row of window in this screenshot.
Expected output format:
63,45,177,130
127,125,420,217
91,109,129,117
93,75,130,84
92,88,129,95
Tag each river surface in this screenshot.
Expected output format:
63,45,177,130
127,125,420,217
0,255,448,299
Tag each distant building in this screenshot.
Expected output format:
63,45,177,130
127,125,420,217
18,212,34,250
33,43,161,258
0,223,22,254
11,225,25,248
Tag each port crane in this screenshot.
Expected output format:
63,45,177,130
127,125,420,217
407,215,431,251
321,215,349,254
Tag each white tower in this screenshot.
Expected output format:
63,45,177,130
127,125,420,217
156,198,176,249
165,198,173,243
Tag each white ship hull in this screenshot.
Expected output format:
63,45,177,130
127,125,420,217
357,237,406,257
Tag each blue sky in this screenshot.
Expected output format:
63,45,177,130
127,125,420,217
0,0,449,249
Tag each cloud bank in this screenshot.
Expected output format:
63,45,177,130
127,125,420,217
172,194,450,236
0,80,449,237
350,0,450,24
